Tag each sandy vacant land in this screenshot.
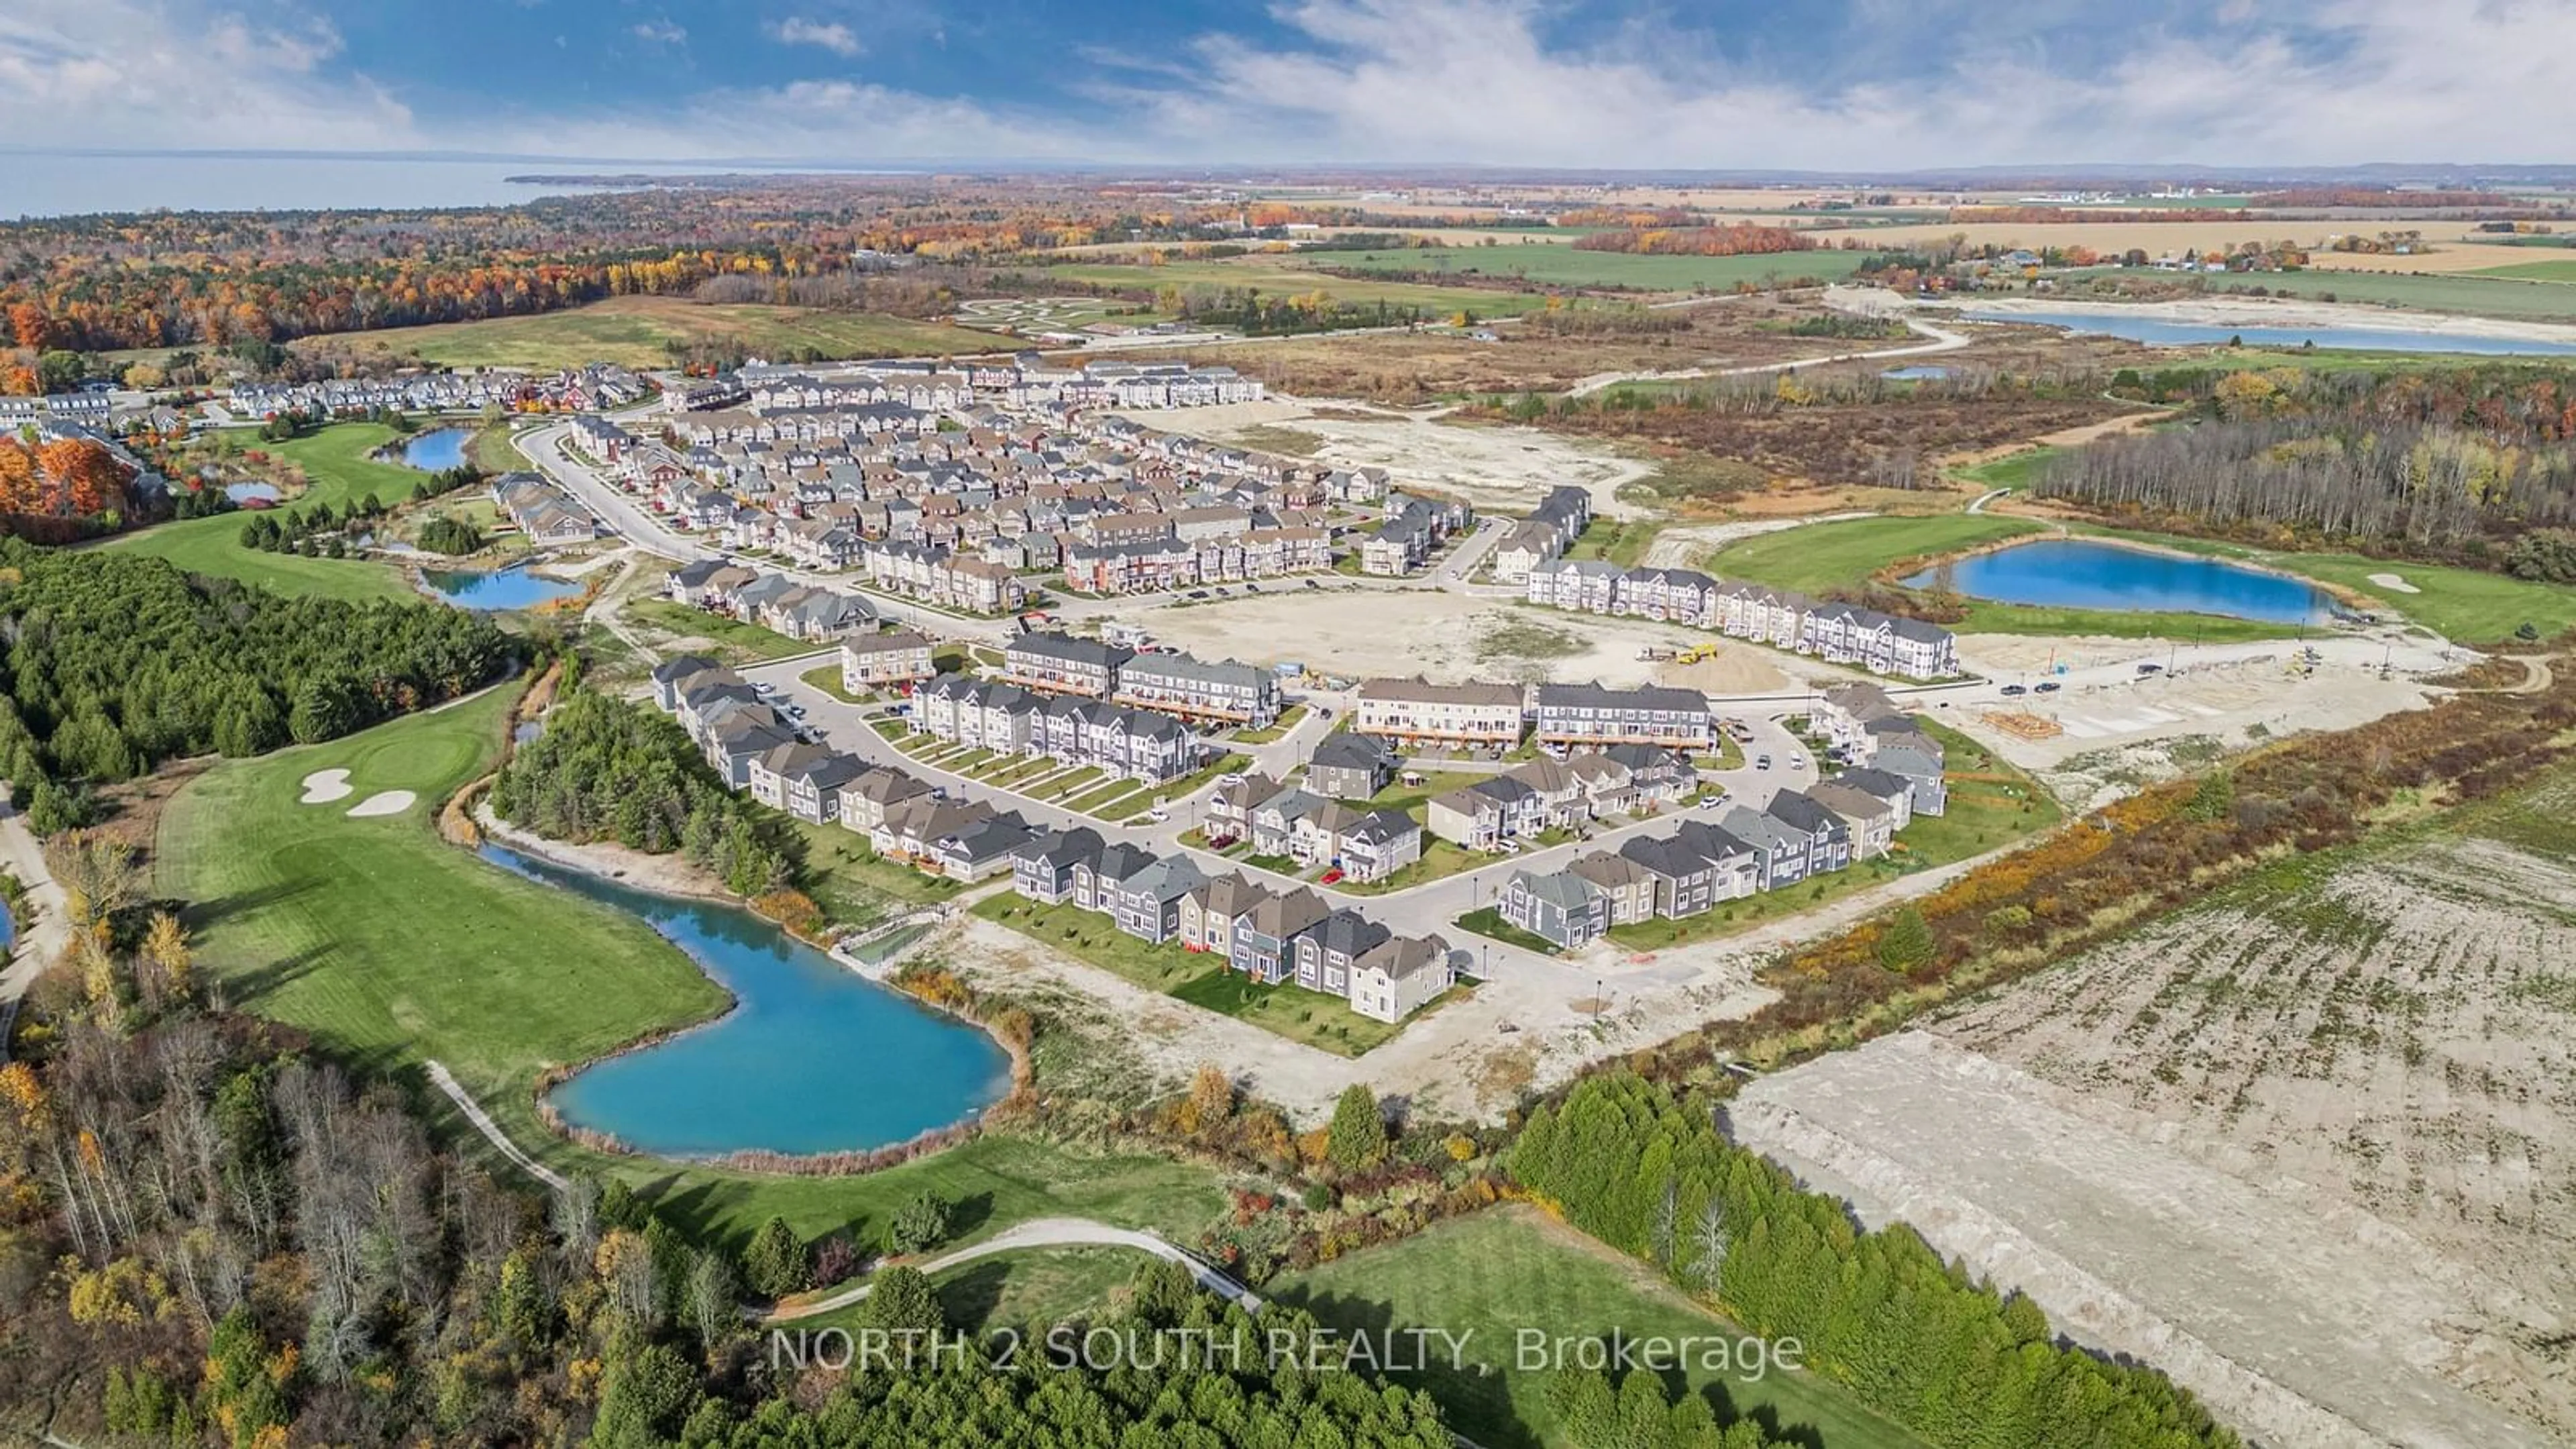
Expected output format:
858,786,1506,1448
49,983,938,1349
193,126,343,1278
1159,399,1661,519
1141,589,1794,694
1942,292,2576,346
1733,820,2576,1448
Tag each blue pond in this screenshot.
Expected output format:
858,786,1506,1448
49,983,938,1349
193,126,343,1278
484,845,1011,1158
1881,365,1953,380
223,481,281,505
420,562,584,610
398,428,472,472
1967,309,2576,357
1904,539,2334,625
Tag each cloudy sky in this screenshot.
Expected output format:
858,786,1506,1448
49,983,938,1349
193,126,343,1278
0,0,2565,170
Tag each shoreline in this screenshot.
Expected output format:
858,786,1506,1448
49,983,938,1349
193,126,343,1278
467,802,1021,1173
1885,525,2387,625
1927,292,2576,347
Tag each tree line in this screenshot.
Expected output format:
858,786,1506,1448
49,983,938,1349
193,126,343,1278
0,541,509,827
1511,1073,2243,1449
490,684,800,899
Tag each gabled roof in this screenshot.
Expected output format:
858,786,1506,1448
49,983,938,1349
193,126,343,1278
1508,868,1601,913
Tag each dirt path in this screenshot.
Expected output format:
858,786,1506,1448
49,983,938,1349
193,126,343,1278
765,1216,1262,1322
0,788,70,1059
1562,317,1969,398
425,1060,570,1193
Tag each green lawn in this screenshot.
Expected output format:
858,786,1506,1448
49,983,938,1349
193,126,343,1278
1322,244,1884,292
798,1246,1156,1338
1090,753,1251,822
100,423,425,602
1330,837,1484,896
623,599,819,662
1363,769,1499,815
1028,765,1104,801
2471,258,2576,282
786,818,959,929
969,896,1407,1055
292,295,1016,370
799,663,871,704
1065,779,1143,813
1233,704,1309,744
1273,1208,1926,1449
1452,906,1562,956
154,686,1224,1255
1705,514,2043,593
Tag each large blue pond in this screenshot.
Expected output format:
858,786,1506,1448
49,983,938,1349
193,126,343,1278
482,845,1010,1158
1904,539,2335,625
420,562,584,611
1966,309,2576,356
398,429,473,472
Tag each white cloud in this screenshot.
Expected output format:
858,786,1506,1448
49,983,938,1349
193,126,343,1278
769,17,863,58
1,0,2572,172
0,0,417,152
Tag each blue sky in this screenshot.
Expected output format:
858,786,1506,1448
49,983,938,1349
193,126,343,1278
0,0,2563,169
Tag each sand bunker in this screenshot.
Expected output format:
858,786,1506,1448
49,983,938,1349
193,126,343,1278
345,790,417,818
299,769,353,804
2367,572,2421,594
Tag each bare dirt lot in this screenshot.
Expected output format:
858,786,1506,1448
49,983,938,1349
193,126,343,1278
1732,793,2576,1448
1140,588,1796,694
1153,399,1664,519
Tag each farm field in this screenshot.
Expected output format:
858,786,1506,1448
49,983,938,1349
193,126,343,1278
1318,242,1884,290
153,684,1225,1254
1026,256,1554,317
2200,268,2576,321
2473,258,2576,282
1273,1207,1927,1449
293,295,1017,370
1736,770,2576,1447
99,422,425,602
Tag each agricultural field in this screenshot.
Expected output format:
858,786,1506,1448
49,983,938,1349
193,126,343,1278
1273,1207,1926,1449
1736,769,2576,1447
99,422,425,602
1317,242,1885,291
1025,256,1554,317
2473,258,2576,282
2199,268,2576,321
293,295,1017,370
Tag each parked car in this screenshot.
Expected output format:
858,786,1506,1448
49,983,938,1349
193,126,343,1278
2034,681,2061,694
2000,684,2027,696
1788,754,1807,770
1756,753,1774,770
1186,590,1209,600
2138,662,2164,675
1319,867,1344,885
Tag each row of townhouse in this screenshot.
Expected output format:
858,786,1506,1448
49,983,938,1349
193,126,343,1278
652,655,1044,880
1351,676,1527,753
1488,486,1596,583
998,631,1285,729
1499,775,1922,950
911,676,1210,784
487,472,600,547
1424,745,1697,852
1801,682,1950,815
1532,682,1714,753
1059,525,1333,594
1006,830,1449,1022
861,541,1028,614
1359,493,1477,576
1199,775,1425,883
1524,561,1960,680
1004,360,1265,411
661,559,882,641
233,365,645,419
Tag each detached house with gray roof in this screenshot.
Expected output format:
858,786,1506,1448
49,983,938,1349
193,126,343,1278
1500,869,1608,951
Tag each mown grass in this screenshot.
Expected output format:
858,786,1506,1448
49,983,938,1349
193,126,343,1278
1273,1208,1928,1449
156,686,1226,1254
622,599,821,662
292,296,1016,370
101,423,424,602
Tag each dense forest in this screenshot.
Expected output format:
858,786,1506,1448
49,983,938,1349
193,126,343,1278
2039,364,2576,559
1511,1073,2242,1449
490,683,799,899
0,908,1458,1447
0,543,508,826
